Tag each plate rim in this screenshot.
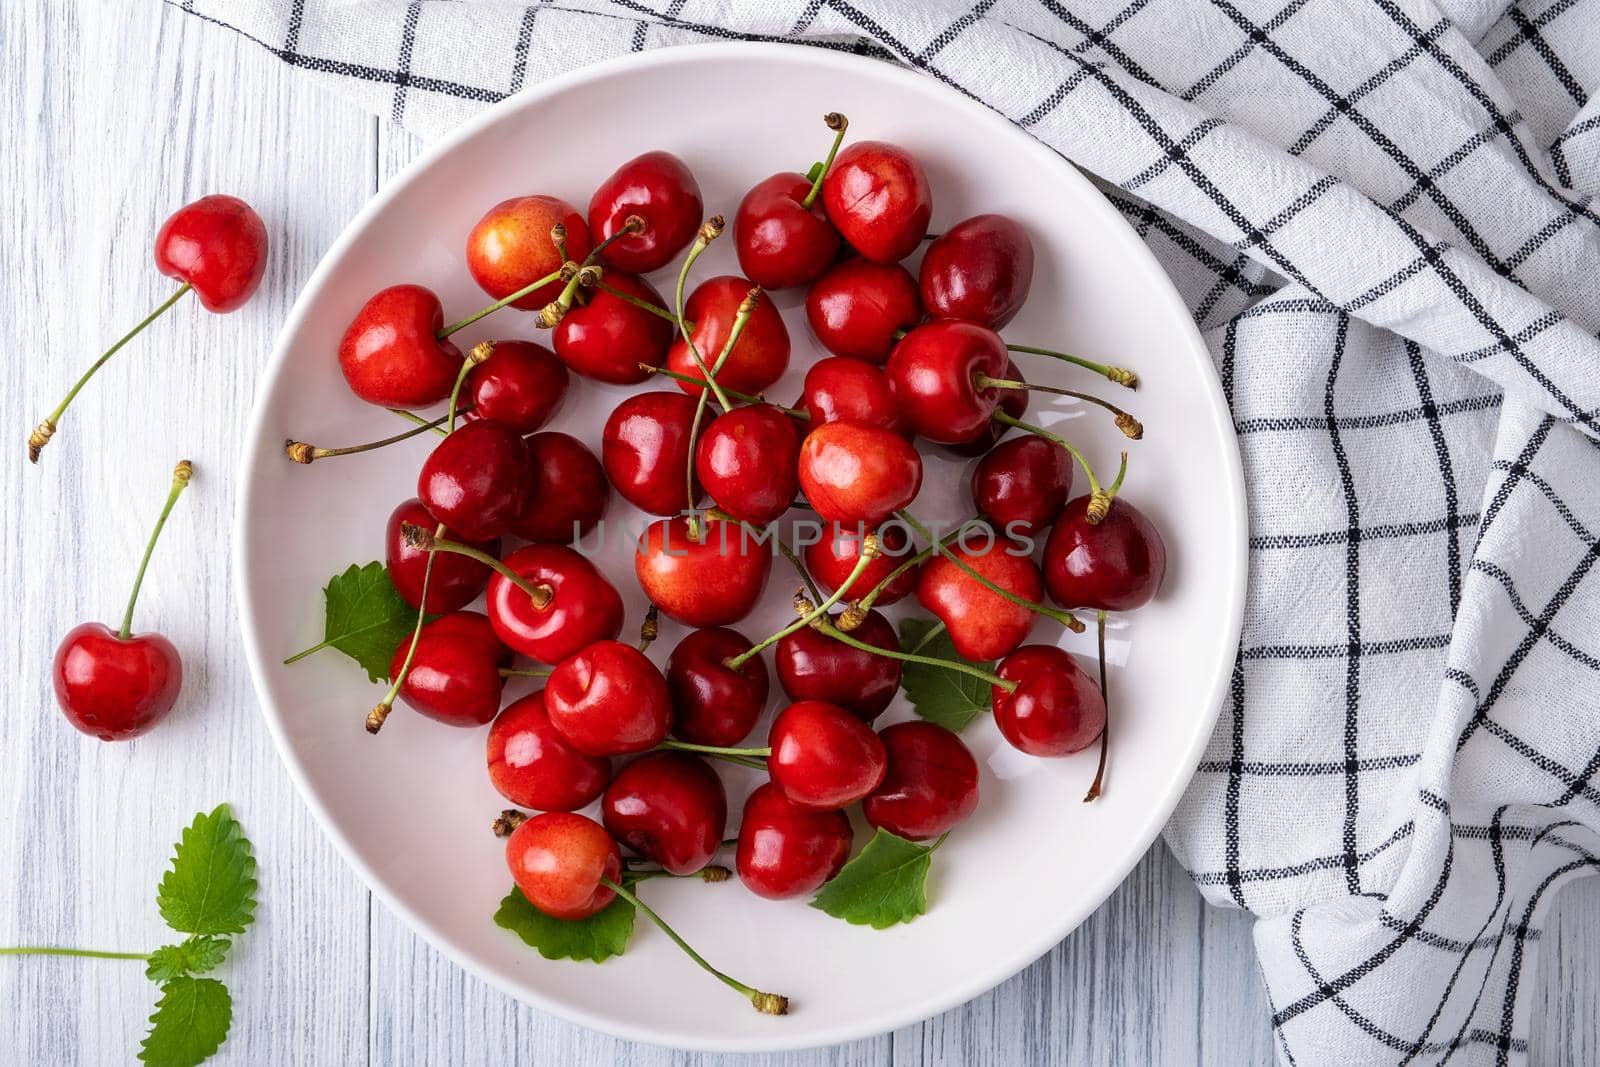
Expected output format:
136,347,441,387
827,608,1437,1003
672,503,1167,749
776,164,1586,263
232,39,1248,1053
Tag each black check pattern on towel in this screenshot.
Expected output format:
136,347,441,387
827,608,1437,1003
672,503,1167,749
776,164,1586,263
168,0,1600,1061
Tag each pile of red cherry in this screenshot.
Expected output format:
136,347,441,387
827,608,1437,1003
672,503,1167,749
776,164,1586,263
290,114,1167,1013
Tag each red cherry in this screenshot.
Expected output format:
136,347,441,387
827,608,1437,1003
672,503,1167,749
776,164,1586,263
467,195,589,310
416,420,531,541
915,536,1042,660
1043,497,1167,612
942,358,1028,458
799,356,906,434
863,721,980,841
53,623,181,741
665,276,790,397
734,173,841,290
666,627,769,747
805,258,921,363
805,522,918,607
154,194,268,312
461,341,568,432
545,640,673,756
338,285,463,408
887,321,1009,444
387,611,509,727
992,645,1105,757
587,151,703,274
736,782,853,900
797,420,922,527
767,700,887,811
971,435,1073,537
514,432,609,544
775,608,901,721
505,812,621,920
385,498,498,613
695,404,801,525
602,751,727,875
919,214,1035,329
820,141,932,263
635,516,771,627
553,272,675,384
487,690,612,812
602,391,702,515
487,545,624,663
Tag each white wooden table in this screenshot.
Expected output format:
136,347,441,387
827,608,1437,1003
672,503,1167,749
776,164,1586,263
2,3,1595,1063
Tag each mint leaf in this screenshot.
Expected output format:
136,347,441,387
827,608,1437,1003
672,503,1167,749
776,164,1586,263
898,618,995,732
145,936,230,982
810,829,939,929
157,805,257,937
138,977,232,1067
292,561,416,683
493,886,635,962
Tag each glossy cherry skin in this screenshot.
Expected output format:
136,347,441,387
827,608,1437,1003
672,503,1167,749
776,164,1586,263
666,275,791,397
467,194,589,310
487,545,624,664
53,623,182,741
799,356,906,434
602,391,702,515
863,721,980,841
768,700,887,811
992,645,1106,757
1043,496,1168,612
805,258,921,363
515,432,609,544
943,358,1027,459
797,419,922,527
388,611,510,727
416,420,531,541
545,640,673,757
734,173,840,290
695,403,801,525
915,536,1042,660
505,812,621,920
919,214,1035,329
338,285,463,407
887,321,1010,444
972,435,1073,537
461,341,568,432
487,690,612,812
805,522,917,606
666,627,769,747
385,498,499,613
587,151,703,274
635,516,771,626
821,141,932,264
552,271,675,384
736,782,853,900
775,609,901,721
602,752,726,875
154,195,268,312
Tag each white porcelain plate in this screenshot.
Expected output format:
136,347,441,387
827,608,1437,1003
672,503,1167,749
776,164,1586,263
235,42,1246,1053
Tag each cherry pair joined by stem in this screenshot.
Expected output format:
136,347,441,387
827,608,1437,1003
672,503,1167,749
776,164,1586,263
589,150,703,274
467,194,589,311
991,645,1105,757
666,627,769,747
488,689,612,812
695,403,800,525
820,141,932,264
797,419,922,527
863,721,980,841
805,258,921,363
798,356,905,435
776,607,901,721
919,214,1034,330
387,611,510,727
53,461,194,740
733,113,848,290
545,639,672,756
603,751,726,875
635,516,771,627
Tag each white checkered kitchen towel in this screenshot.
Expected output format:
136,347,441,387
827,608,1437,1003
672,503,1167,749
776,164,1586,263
168,1,1600,1062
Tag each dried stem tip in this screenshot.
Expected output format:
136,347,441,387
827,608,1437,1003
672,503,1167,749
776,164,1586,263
1086,490,1111,525
793,591,817,618
639,606,660,644
836,602,868,632
400,522,436,551
538,301,567,329
285,440,316,464
576,265,603,288
559,260,581,282
365,702,392,735
550,221,568,246
492,810,530,837
172,459,194,484
468,340,496,365
738,287,764,317
698,215,726,243
1107,366,1138,388
622,214,646,234
700,864,731,883
1115,413,1143,440
26,418,56,464
859,533,881,559
751,992,790,1016
824,111,847,132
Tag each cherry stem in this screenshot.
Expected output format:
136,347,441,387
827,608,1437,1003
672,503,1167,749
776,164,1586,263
1107,451,1129,497
1084,610,1109,803
29,283,193,463
370,523,443,734
728,539,877,669
848,518,979,622
638,605,660,654
896,511,1084,633
448,341,496,430
626,865,734,884
119,460,194,640
439,271,562,338
908,619,947,654
642,365,808,419
1006,343,1138,389
800,112,849,209
599,877,789,1014
389,408,449,437
674,218,734,412
991,411,1110,525
684,286,763,516
976,376,1143,440
814,619,1016,692
399,524,553,608
598,281,685,327
499,667,550,679
285,413,450,464
774,539,824,605
0,946,150,960
660,739,771,760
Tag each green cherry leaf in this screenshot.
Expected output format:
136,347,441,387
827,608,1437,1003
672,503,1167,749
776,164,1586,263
156,805,258,937
493,886,635,962
810,829,942,930
144,936,231,982
290,561,420,683
897,617,995,732
138,977,232,1067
